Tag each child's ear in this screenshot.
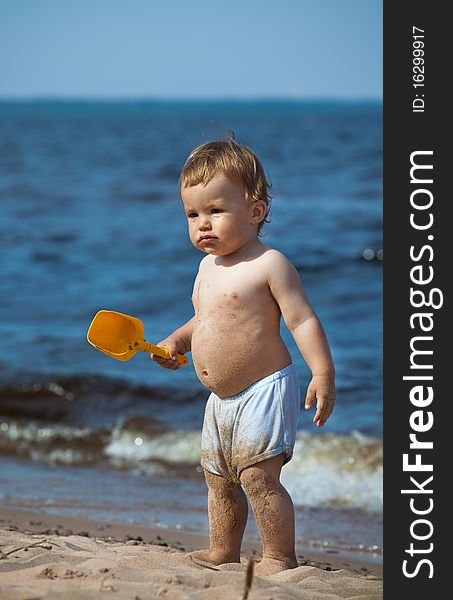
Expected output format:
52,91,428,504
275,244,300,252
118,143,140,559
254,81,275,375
250,200,267,224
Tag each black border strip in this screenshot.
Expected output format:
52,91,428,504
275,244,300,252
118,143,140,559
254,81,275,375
384,1,448,594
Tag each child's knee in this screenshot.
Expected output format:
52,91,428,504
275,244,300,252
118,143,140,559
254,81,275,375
240,468,273,499
239,455,285,496
204,469,238,491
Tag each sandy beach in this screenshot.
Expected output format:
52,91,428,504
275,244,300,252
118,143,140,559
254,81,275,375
0,508,382,599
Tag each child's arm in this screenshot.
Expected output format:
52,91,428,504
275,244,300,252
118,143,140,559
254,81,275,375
151,316,195,370
268,252,336,428
151,267,201,370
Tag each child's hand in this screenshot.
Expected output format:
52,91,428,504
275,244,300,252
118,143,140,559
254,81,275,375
305,375,336,428
150,337,186,370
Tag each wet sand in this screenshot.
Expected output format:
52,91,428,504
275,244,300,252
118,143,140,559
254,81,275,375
0,507,381,599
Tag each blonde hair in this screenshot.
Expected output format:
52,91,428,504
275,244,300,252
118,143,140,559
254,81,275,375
179,135,272,234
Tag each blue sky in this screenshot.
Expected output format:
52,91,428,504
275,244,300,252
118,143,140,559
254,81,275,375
0,0,382,99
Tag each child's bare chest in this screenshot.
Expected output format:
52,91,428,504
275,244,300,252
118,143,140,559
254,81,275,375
197,265,272,317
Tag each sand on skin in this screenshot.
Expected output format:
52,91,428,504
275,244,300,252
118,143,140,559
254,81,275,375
0,526,382,600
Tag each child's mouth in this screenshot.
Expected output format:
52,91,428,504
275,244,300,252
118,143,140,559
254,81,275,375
199,236,218,245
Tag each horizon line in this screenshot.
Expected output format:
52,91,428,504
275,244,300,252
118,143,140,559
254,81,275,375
0,94,382,103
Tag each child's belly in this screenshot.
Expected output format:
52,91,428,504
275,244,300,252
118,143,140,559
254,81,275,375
191,315,291,398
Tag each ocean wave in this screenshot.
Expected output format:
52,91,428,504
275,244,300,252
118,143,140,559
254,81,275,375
0,420,107,466
104,426,202,475
0,414,382,512
0,375,206,429
283,431,382,512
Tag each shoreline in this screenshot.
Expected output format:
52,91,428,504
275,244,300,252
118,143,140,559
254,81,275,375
0,506,382,578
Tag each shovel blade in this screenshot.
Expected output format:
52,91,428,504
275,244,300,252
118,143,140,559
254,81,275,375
87,310,145,361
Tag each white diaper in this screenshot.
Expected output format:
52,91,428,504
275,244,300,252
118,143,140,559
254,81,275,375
200,363,301,483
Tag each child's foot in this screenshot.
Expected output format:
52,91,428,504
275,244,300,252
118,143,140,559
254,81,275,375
254,556,298,576
189,549,240,567
189,549,220,566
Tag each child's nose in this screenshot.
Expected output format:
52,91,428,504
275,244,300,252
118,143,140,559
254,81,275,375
198,216,212,230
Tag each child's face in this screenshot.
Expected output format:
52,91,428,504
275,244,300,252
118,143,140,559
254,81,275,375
181,173,264,256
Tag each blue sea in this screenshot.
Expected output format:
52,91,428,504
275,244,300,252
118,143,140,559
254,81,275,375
0,100,382,561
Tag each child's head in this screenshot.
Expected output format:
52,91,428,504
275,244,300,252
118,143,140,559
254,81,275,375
180,137,272,235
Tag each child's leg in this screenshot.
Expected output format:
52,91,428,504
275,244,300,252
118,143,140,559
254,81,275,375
191,469,248,565
240,454,298,575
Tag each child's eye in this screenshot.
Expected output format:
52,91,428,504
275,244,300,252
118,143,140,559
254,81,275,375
211,208,223,214
187,212,198,219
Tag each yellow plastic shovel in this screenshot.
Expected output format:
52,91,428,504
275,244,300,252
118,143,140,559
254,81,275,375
87,310,188,366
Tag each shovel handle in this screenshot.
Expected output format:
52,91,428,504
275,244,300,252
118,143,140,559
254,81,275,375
141,341,189,366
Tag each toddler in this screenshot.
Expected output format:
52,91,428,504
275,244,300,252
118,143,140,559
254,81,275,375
152,138,336,576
